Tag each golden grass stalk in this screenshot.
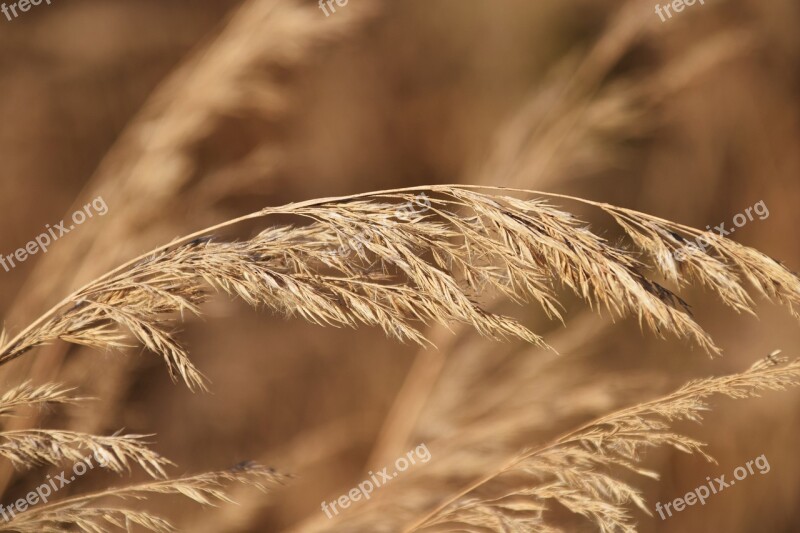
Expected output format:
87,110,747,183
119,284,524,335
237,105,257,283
0,382,170,479
5,462,287,533
407,353,800,532
0,430,171,479
0,381,79,418
0,183,794,531
0,186,797,392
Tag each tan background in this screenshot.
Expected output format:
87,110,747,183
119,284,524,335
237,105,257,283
0,0,799,531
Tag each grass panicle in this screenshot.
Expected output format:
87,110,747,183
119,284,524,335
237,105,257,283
5,462,287,533
408,353,800,533
1,186,797,393
0,185,797,532
0,430,172,479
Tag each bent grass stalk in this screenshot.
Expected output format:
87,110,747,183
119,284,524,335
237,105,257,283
0,186,800,374
0,185,797,531
403,354,800,532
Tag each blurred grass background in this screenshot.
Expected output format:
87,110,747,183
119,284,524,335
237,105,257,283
0,0,798,531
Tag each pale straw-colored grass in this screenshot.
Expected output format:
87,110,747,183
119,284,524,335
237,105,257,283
0,185,797,531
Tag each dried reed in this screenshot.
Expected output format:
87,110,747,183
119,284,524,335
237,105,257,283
405,353,800,532
2,185,797,391
0,184,797,531
7,462,286,533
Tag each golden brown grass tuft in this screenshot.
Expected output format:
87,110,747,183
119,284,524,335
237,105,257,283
0,185,797,531
404,354,800,532
2,185,798,391
7,462,287,533
0,372,285,531
4,1,798,531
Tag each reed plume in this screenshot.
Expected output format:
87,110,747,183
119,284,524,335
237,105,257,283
5,462,286,533
0,185,796,531
0,380,284,532
403,353,800,532
0,381,78,418
1,185,798,392
0,382,169,476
